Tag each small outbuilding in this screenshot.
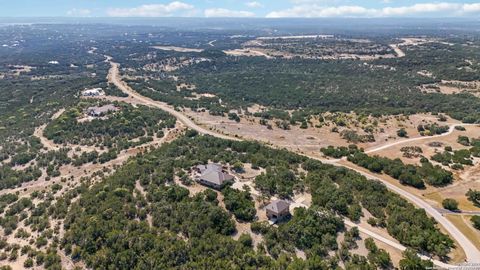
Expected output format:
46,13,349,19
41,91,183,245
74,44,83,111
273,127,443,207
266,200,291,222
196,163,223,174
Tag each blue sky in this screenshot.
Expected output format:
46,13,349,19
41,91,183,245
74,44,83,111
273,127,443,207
0,0,479,17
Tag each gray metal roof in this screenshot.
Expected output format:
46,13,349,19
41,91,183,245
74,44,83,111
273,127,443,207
266,200,290,214
196,163,222,173
200,170,234,186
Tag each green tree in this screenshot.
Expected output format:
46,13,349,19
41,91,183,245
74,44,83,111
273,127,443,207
442,198,459,211
232,161,244,173
471,215,480,230
399,249,433,270
467,189,480,207
24,258,34,268
397,128,408,138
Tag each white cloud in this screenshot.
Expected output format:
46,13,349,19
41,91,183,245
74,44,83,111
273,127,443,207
204,8,255,17
289,0,345,4
67,8,91,17
462,3,480,12
246,1,264,8
266,2,480,17
381,2,458,16
267,5,375,17
107,2,194,17
290,0,330,3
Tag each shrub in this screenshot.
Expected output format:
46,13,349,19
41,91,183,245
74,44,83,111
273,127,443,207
397,128,408,138
442,198,459,211
24,258,34,268
471,216,480,230
466,189,480,207
238,233,253,247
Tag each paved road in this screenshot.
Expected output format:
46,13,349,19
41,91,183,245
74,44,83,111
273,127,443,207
320,122,480,264
435,207,480,215
343,219,455,269
333,161,480,264
107,61,240,142
107,59,480,266
337,122,480,263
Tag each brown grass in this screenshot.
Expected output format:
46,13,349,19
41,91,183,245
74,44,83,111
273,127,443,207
446,214,480,251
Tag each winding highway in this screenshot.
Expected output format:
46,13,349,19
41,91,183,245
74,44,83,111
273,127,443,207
107,58,480,267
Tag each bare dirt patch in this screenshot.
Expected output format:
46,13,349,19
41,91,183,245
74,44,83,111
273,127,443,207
419,80,480,96
182,109,457,161
176,82,196,91
370,125,480,210
446,214,480,250
389,44,405,57
223,48,274,59
151,46,203,53
182,108,349,156
184,92,216,100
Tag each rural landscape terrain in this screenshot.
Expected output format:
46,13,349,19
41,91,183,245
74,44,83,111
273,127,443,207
1,18,480,269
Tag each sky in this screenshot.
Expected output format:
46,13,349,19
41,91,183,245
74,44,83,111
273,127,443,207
0,0,480,18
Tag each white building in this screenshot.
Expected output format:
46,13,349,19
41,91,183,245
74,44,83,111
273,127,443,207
81,88,104,97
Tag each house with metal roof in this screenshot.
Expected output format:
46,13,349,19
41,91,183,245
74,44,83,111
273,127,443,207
266,200,291,222
196,163,234,189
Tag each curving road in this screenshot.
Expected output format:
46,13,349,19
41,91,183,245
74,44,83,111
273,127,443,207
321,122,480,263
33,108,65,150
339,123,480,263
107,61,240,142
365,123,478,154
337,161,480,264
107,59,480,266
343,219,454,269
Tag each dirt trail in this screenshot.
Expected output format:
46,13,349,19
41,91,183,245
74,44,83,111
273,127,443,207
365,123,478,154
33,108,65,150
105,57,480,265
323,123,478,164
4,124,183,197
59,250,76,270
34,124,58,150
389,44,405,57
